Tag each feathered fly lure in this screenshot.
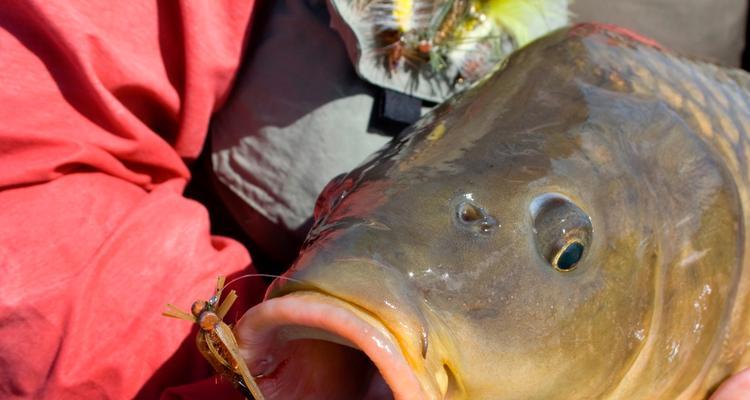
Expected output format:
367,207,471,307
330,0,568,101
163,276,265,400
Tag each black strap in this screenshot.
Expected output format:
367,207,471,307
368,88,423,135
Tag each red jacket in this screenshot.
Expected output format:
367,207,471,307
0,1,264,398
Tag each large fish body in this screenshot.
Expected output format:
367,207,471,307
236,24,750,399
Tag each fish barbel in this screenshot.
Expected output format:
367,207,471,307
235,24,750,399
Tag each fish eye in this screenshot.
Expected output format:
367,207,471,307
453,195,499,234
531,194,592,272
553,241,584,271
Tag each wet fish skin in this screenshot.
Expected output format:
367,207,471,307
266,24,750,399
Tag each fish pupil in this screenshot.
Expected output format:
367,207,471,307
556,242,584,270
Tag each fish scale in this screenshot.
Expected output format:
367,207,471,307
583,32,750,184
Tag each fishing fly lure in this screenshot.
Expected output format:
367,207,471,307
329,0,569,101
163,276,264,400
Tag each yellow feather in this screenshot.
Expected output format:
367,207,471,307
482,0,569,47
393,0,414,31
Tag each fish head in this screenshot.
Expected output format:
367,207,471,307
236,25,742,399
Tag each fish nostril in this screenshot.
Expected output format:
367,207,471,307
453,198,499,234
457,201,483,223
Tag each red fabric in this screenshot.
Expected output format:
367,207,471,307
569,22,664,50
0,1,265,398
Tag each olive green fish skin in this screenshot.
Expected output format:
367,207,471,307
269,24,750,399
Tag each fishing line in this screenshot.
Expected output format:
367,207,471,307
223,273,305,290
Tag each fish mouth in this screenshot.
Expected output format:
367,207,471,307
234,291,434,400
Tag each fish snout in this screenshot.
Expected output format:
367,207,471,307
236,252,459,399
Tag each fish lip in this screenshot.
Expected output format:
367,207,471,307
235,290,434,400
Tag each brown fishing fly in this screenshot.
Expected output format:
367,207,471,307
163,276,264,400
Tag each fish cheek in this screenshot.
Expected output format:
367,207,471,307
426,235,655,399
490,161,660,397
536,217,656,398
415,182,647,398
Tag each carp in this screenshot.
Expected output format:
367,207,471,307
235,24,750,399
